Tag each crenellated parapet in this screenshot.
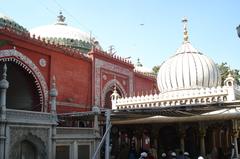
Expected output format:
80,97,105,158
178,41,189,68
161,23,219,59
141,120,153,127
89,47,133,66
0,16,28,35
112,86,239,110
0,26,91,61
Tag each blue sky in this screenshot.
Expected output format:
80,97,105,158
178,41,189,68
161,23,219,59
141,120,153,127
1,0,240,70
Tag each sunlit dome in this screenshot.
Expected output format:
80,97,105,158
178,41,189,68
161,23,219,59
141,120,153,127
157,18,221,93
30,12,101,53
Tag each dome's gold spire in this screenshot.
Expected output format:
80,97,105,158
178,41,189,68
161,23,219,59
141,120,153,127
182,17,189,43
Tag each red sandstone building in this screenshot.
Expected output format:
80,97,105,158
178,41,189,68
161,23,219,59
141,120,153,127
0,12,156,159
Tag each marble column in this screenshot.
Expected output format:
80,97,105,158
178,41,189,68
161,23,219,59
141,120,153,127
232,120,239,159
50,76,58,159
179,125,186,152
0,64,9,159
199,123,206,157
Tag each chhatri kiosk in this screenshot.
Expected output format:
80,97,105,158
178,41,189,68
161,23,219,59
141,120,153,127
111,18,240,158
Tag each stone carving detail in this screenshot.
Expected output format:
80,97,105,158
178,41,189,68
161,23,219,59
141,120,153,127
102,74,107,80
95,58,133,106
6,109,54,124
0,49,48,111
9,126,49,159
39,58,47,67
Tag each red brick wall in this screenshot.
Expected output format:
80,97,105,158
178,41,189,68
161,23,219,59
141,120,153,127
134,73,157,95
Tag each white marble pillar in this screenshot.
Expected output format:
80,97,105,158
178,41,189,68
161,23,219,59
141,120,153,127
199,123,206,157
232,120,239,159
0,64,9,159
179,126,186,152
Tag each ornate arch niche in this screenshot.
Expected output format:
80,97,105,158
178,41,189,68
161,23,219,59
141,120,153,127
0,49,48,111
9,132,47,159
101,79,126,108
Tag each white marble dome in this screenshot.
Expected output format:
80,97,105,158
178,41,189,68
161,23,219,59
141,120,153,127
157,41,221,93
30,12,91,43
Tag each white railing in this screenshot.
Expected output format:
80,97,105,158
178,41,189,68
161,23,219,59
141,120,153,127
113,86,229,110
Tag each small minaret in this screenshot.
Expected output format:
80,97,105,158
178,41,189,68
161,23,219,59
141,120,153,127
50,76,58,116
49,76,58,159
111,86,120,110
224,71,236,101
0,64,9,120
182,17,189,43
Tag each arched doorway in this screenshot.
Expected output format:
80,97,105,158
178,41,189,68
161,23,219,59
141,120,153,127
20,140,37,159
101,79,127,109
104,86,122,109
10,133,46,159
0,62,41,111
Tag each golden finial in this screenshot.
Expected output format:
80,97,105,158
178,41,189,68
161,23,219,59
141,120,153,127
182,17,189,42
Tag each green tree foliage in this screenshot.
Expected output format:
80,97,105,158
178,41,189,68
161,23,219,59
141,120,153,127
152,65,160,75
217,62,240,85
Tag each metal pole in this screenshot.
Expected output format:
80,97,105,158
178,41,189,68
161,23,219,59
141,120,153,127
92,123,112,159
105,110,111,159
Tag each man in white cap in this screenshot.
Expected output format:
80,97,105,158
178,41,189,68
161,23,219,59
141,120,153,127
139,152,148,159
161,152,167,158
171,152,177,159
184,152,190,159
198,156,204,159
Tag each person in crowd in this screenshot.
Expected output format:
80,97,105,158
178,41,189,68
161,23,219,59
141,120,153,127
171,152,177,159
176,151,184,159
197,156,204,159
161,153,167,159
149,145,158,159
118,144,129,159
129,144,137,159
139,152,148,159
183,152,190,159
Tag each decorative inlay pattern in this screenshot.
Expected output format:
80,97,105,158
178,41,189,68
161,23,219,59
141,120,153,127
94,58,133,106
101,79,127,106
39,58,47,67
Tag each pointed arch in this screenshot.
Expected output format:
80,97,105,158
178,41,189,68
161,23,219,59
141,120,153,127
9,132,47,159
0,49,48,111
101,79,127,108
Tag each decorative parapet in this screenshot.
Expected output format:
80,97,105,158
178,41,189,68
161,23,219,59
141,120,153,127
112,86,231,110
56,127,97,139
89,47,133,66
0,27,90,61
5,109,55,125
0,17,28,34
134,69,156,79
46,37,92,53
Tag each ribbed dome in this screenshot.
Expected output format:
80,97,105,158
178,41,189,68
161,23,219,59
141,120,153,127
157,18,221,93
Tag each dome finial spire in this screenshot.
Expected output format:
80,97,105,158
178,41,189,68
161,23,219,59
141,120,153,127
182,17,189,43
56,11,66,25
